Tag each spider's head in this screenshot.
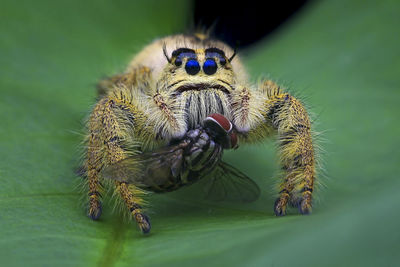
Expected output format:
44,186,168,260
151,34,247,96
162,45,236,96
156,34,248,127
127,34,248,129
127,34,247,96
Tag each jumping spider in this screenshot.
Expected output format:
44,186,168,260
84,33,316,234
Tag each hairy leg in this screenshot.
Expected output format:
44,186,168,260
263,81,315,215
115,181,151,233
96,66,151,97
235,81,315,215
86,93,153,232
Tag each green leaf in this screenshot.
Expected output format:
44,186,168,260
1,0,399,266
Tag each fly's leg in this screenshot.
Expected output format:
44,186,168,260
181,129,223,182
86,93,153,233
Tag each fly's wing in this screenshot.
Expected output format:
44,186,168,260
203,161,261,203
101,127,225,190
100,144,186,188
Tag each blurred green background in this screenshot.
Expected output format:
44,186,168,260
1,0,399,266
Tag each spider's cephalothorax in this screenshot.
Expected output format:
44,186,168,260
87,34,316,234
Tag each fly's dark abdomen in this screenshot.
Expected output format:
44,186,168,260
139,128,223,192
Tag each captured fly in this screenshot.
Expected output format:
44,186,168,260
101,114,260,202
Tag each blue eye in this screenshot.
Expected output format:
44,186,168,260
185,59,200,75
203,59,217,75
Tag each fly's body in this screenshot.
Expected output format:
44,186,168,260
85,33,316,234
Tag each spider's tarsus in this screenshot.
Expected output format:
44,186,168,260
88,203,102,221
274,198,287,217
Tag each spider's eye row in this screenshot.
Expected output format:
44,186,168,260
178,56,224,75
185,59,201,75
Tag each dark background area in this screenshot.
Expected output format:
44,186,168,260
194,0,308,48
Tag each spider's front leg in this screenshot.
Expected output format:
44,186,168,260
234,81,315,216
86,89,152,233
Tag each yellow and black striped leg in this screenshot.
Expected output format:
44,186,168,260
274,191,289,216
297,166,314,214
115,181,151,234
299,189,312,214
275,170,314,215
261,83,315,216
274,172,296,216
87,166,103,220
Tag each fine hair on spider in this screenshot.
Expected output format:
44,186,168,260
83,33,319,235
162,43,171,63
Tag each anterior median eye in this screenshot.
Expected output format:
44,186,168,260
185,59,200,75
203,59,217,75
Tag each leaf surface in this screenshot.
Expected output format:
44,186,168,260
1,1,399,266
